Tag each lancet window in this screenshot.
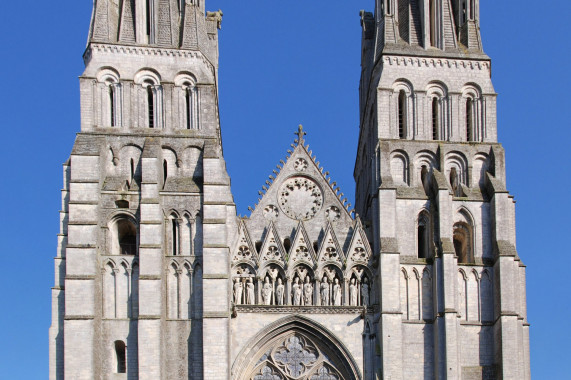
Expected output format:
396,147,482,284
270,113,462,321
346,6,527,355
114,341,126,374
398,90,407,139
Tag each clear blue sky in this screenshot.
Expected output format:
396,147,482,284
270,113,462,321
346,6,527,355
0,1,568,378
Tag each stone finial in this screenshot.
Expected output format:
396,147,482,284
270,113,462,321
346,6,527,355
295,125,307,145
206,10,224,30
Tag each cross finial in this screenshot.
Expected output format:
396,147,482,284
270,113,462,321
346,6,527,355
295,124,307,145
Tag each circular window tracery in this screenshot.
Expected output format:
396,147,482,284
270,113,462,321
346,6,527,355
278,177,323,221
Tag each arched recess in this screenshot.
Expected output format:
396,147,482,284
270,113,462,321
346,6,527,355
392,80,414,140
96,67,121,128
232,315,362,380
426,82,448,140
174,73,199,130
390,150,409,186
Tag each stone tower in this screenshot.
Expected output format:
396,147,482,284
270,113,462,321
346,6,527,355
49,1,234,379
355,0,530,379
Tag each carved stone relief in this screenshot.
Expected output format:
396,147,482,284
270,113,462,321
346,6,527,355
325,206,341,222
294,158,309,172
264,205,280,221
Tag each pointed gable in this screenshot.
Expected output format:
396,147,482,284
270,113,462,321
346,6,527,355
232,220,258,266
346,218,372,266
259,222,286,266
316,222,344,266
248,125,354,230
288,222,316,267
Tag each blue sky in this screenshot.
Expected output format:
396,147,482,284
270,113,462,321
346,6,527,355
0,1,568,378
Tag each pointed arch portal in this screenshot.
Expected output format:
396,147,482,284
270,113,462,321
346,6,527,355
233,316,361,380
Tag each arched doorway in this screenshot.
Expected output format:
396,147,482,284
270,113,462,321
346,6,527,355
232,316,361,380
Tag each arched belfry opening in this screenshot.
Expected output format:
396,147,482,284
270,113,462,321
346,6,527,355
232,316,362,380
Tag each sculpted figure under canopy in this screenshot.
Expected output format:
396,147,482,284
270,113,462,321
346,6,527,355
262,277,273,305
233,278,243,305
246,278,255,305
292,277,302,306
349,278,358,306
333,278,342,306
362,277,370,306
275,278,285,306
320,277,330,306
303,277,313,306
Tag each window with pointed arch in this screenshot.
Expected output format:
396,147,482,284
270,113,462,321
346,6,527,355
168,213,181,256
454,222,474,264
417,211,431,259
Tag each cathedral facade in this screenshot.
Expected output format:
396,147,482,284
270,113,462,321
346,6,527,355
49,1,530,379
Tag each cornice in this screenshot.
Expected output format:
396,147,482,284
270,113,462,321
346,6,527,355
382,55,491,71
84,44,215,72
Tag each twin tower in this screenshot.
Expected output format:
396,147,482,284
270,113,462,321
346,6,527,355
50,1,530,379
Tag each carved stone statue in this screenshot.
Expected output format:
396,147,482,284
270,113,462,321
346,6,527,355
292,277,302,306
333,278,342,306
262,277,273,305
362,277,370,306
246,278,255,305
233,278,243,305
275,278,285,306
349,278,358,306
320,277,330,306
303,277,313,306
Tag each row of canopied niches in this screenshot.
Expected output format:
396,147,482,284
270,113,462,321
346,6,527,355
91,69,201,130
232,266,373,308
391,82,489,142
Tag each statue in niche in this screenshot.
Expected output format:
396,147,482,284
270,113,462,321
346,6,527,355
333,278,342,306
246,278,256,305
349,278,358,306
292,277,302,306
361,277,370,306
233,278,243,305
303,276,313,306
320,277,330,306
276,278,285,306
262,277,273,305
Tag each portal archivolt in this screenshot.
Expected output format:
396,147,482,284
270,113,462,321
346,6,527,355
233,316,360,380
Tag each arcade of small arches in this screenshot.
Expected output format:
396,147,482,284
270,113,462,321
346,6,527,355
94,68,201,130
392,80,486,142
389,148,490,194
415,207,476,264
233,263,373,308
